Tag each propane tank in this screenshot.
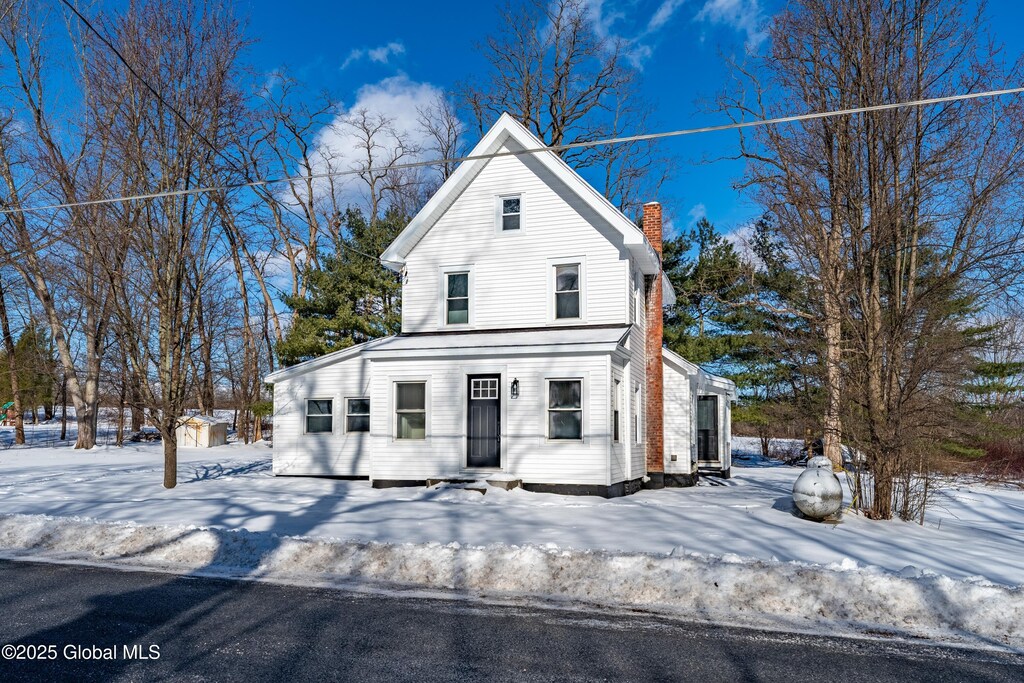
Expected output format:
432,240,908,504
793,456,843,519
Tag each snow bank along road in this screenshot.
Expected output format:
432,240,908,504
3,560,1023,683
0,434,1022,649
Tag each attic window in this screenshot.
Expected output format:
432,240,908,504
501,196,521,231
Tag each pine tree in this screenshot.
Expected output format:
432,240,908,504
277,207,405,366
663,217,748,369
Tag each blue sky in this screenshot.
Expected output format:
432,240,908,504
241,0,1024,241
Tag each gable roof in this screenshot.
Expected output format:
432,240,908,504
379,113,661,275
662,346,737,398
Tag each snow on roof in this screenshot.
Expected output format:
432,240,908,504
380,113,661,276
266,325,631,383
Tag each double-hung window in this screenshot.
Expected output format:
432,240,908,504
500,195,521,231
306,399,333,434
548,379,583,440
396,382,426,440
446,272,469,325
554,264,580,319
345,398,370,433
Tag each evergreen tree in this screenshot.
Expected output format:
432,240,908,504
0,323,58,420
663,217,748,370
277,206,405,366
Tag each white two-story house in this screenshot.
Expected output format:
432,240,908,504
265,114,735,496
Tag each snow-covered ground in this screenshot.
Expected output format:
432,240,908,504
1,428,1022,649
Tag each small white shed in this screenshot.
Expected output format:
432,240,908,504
175,414,229,448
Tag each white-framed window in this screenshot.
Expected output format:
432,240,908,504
548,379,583,440
445,271,469,325
395,382,427,440
345,398,370,433
612,379,621,443
554,264,581,319
497,194,522,231
305,399,333,434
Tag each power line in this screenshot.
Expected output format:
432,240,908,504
57,0,241,175
3,84,1023,216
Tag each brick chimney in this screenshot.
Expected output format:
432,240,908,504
643,202,665,488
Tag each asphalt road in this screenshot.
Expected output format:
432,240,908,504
0,559,1021,682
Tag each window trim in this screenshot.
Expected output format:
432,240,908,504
438,265,474,328
394,380,428,441
546,377,584,442
547,257,586,323
344,397,370,434
304,398,334,435
495,193,524,233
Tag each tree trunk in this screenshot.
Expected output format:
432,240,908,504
60,375,67,441
130,372,144,432
116,373,126,447
76,413,97,452
162,420,177,489
822,291,844,471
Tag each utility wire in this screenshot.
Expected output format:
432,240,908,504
3,84,1023,216
57,0,242,176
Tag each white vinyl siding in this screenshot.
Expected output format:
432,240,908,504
271,353,373,477
401,151,630,333
369,354,609,485
627,263,647,478
663,358,696,474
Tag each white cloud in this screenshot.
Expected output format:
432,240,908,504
648,0,687,32
295,75,446,212
687,202,707,228
695,0,768,50
341,41,406,69
579,0,686,67
724,222,764,269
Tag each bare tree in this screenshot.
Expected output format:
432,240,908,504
0,0,126,449
417,92,465,184
725,0,1024,518
460,0,669,215
89,0,246,488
